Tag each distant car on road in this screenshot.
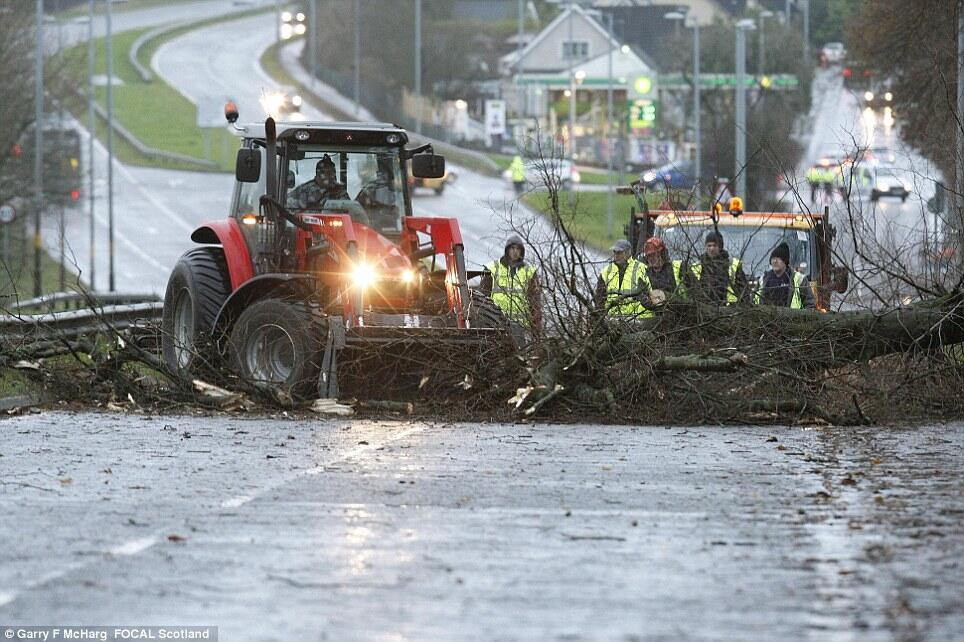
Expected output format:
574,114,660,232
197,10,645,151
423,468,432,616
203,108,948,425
502,158,581,191
820,42,847,65
871,168,910,202
639,160,696,190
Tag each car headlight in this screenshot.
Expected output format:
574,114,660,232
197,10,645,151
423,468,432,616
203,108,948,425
642,171,656,182
571,170,581,183
291,95,303,108
864,91,874,102
352,263,377,288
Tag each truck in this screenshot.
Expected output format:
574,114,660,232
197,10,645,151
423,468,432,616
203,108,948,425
623,183,849,310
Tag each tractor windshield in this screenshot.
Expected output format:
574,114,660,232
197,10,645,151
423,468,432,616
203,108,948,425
284,145,407,236
658,222,814,280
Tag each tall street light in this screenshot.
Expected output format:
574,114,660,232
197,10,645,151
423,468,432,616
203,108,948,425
309,0,317,90
88,0,96,291
33,0,44,297
735,18,756,200
353,0,360,117
414,0,422,135
106,0,116,292
666,10,701,184
758,10,773,74
568,1,576,162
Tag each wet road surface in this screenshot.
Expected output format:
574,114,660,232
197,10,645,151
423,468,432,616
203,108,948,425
1,412,961,640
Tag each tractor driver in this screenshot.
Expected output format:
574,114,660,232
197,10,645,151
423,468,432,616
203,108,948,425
288,154,350,209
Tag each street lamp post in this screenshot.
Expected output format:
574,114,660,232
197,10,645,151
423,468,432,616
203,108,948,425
414,0,421,135
735,19,756,200
309,0,317,90
568,1,576,162
106,0,115,292
758,10,773,74
33,0,43,297
606,12,614,239
693,18,701,185
88,0,96,291
353,0,360,117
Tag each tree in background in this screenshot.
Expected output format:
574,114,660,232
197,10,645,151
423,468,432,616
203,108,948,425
662,16,813,207
808,0,857,46
847,1,955,184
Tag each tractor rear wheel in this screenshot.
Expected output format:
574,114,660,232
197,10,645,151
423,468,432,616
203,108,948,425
161,247,232,377
228,299,323,400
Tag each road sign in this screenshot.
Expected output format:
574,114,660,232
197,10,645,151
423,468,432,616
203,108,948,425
0,204,16,225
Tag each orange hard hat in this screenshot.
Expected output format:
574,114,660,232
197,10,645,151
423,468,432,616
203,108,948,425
643,236,666,256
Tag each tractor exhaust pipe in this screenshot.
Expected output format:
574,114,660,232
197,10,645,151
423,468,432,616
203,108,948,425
265,117,277,204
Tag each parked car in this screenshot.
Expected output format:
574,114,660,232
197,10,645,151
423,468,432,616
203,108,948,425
639,160,696,190
409,167,457,195
871,168,910,202
820,42,847,65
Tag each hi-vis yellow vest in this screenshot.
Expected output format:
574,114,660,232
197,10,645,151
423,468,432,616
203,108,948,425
487,261,535,324
690,257,743,304
603,258,649,317
641,260,686,298
755,270,805,309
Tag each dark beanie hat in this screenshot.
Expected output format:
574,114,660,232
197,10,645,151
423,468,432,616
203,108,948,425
705,231,724,248
770,242,791,265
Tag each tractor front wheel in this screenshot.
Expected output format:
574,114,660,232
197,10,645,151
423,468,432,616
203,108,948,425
228,299,323,400
161,247,232,378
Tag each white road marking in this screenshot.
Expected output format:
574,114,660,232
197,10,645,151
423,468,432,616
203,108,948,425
110,536,158,556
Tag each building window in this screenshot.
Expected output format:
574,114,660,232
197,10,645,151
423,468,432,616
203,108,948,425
562,40,589,61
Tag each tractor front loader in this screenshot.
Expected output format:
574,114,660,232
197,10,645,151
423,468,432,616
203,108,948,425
161,109,509,401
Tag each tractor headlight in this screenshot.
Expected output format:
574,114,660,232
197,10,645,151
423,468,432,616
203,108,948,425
352,263,377,288
400,269,416,284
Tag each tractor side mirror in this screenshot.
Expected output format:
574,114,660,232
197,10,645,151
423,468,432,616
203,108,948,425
411,153,445,179
236,148,261,183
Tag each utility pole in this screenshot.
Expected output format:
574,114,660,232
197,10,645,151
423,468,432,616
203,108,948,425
56,0,64,292
606,12,614,239
33,0,44,298
309,0,317,90
568,1,575,162
693,18,701,185
107,0,115,292
802,0,810,63
957,0,964,246
517,0,524,118
785,0,791,24
88,0,96,291
758,11,772,74
735,20,754,200
414,0,422,134
353,0,360,117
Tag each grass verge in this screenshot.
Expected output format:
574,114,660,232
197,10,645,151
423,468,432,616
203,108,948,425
1,224,83,304
522,190,661,251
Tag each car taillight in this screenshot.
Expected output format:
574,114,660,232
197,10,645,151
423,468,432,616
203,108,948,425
70,190,80,201
842,68,852,78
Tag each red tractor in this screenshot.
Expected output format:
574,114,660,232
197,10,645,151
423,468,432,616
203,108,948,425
161,108,503,399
